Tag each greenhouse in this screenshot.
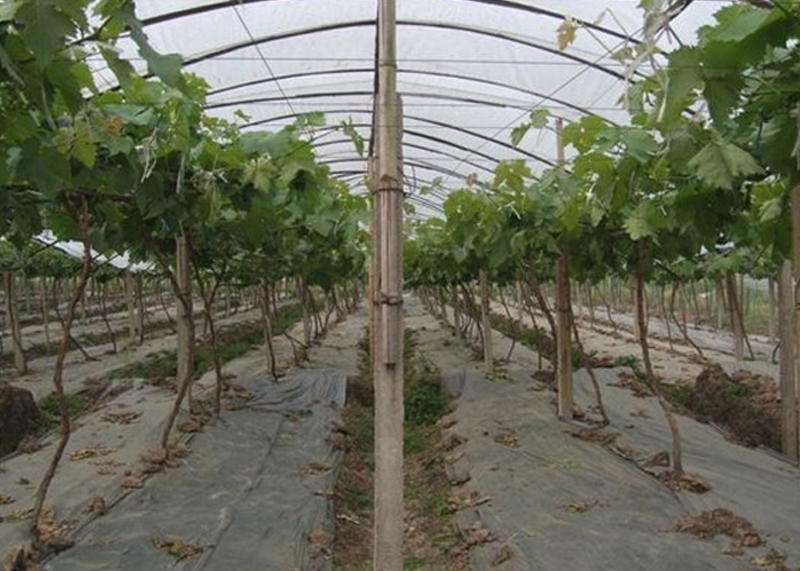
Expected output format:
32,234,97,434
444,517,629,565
1,0,799,570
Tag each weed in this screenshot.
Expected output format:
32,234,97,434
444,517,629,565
39,393,84,420
611,354,640,369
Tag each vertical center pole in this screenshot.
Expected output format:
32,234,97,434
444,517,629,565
555,117,573,420
374,0,404,569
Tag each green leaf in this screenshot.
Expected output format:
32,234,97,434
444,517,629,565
136,174,167,219
340,117,364,158
662,47,702,126
759,197,782,223
103,103,156,126
624,202,656,241
703,77,741,128
493,160,531,193
708,5,774,43
510,123,531,147
73,119,97,169
16,1,75,66
18,140,71,197
620,128,659,163
688,141,763,190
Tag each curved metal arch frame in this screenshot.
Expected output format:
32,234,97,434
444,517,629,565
307,127,538,178
141,0,646,49
213,95,556,165
301,118,551,172
162,20,634,82
207,67,613,122
308,134,497,177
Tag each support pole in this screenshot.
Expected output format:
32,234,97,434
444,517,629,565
373,0,404,568
792,182,800,466
126,272,137,346
480,269,494,374
176,236,194,405
779,261,797,461
3,270,26,375
555,118,572,420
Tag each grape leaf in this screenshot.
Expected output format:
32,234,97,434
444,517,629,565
662,47,703,127
687,141,763,190
16,0,75,66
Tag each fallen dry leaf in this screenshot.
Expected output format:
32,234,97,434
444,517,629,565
307,529,333,559
121,475,143,489
69,446,111,461
305,461,332,475
101,410,142,425
564,499,598,514
493,428,520,448
491,543,513,566
0,495,15,506
751,548,785,567
152,536,205,561
85,496,107,516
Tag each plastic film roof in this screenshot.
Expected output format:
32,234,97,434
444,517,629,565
105,0,722,217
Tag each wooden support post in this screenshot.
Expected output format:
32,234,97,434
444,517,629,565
792,181,800,465
176,236,194,404
779,261,797,461
555,117,572,420
768,276,776,344
125,272,136,346
726,272,744,361
3,271,26,375
40,277,50,354
135,273,144,343
556,253,573,420
373,1,404,567
480,269,493,374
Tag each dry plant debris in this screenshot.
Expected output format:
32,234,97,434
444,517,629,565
140,444,190,473
101,410,142,425
465,521,495,546
69,446,111,461
563,498,599,514
4,508,33,521
613,372,652,397
674,508,763,555
305,461,333,475
571,427,618,446
661,471,711,493
151,536,205,561
493,427,520,448
1,545,41,571
0,495,15,506
751,549,789,567
34,509,75,554
437,431,466,451
85,496,107,516
120,475,143,489
15,437,41,454
307,529,333,559
641,450,670,468
491,543,513,567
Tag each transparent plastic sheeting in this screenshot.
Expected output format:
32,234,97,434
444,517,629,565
87,0,722,217
47,371,347,571
34,231,155,274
